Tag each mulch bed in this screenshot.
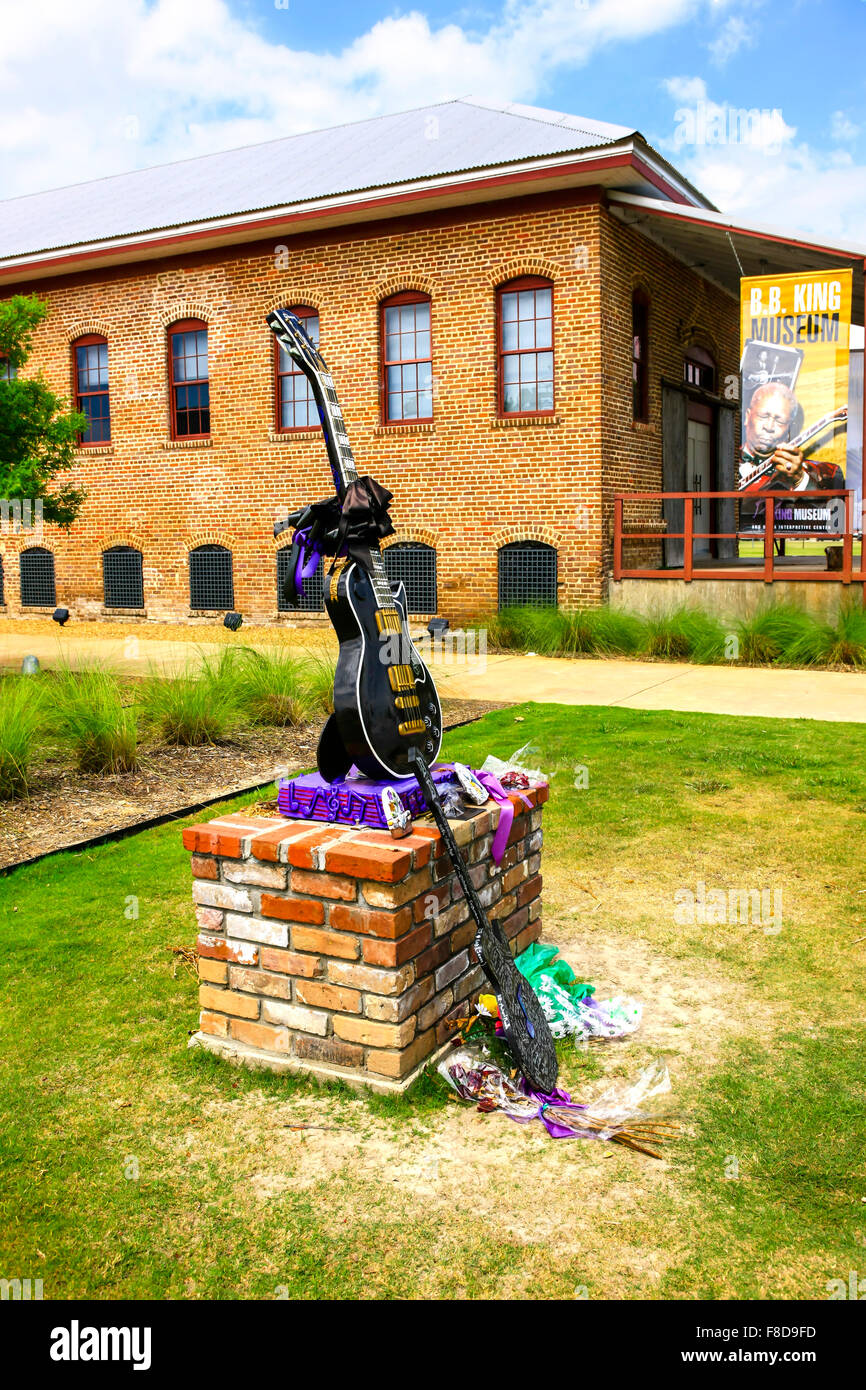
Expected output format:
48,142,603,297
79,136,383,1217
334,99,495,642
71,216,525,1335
0,698,508,870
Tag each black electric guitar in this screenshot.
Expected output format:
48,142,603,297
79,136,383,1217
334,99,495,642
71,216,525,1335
267,310,557,1093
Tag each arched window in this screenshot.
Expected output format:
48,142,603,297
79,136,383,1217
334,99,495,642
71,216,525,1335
277,548,325,613
72,334,110,444
381,292,433,423
383,542,437,614
20,547,56,607
497,277,554,416
684,345,716,393
275,306,321,431
632,290,650,422
189,544,233,611
103,546,144,609
168,319,209,439
498,541,557,609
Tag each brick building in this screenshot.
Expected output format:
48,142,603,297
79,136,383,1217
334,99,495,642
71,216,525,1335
1,99,859,624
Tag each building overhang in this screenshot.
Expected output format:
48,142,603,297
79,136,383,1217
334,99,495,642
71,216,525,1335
0,141,706,288
608,191,866,325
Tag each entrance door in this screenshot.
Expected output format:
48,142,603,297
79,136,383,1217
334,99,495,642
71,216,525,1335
687,416,713,557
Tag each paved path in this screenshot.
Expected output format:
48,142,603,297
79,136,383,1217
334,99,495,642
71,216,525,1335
431,652,866,723
3,630,865,723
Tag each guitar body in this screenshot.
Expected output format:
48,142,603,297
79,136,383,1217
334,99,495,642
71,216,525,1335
323,562,443,780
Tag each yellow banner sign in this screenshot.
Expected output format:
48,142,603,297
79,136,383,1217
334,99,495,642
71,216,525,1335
739,270,851,524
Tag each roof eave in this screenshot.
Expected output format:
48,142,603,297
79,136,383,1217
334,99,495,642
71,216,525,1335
0,140,708,286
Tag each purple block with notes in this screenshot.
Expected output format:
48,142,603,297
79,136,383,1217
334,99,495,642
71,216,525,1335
276,766,456,829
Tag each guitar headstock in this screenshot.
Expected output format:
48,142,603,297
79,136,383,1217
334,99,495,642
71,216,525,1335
267,309,328,383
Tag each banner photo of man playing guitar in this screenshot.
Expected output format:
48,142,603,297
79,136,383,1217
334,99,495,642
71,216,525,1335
738,269,852,534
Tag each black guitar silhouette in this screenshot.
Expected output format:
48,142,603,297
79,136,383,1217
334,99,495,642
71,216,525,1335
267,310,558,1093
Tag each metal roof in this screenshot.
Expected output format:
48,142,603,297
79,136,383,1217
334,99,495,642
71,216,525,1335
608,192,866,323
0,99,660,262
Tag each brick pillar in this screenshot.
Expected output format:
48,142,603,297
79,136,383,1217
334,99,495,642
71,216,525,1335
183,785,547,1093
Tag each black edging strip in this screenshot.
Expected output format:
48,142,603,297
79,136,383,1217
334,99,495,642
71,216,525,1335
0,714,487,878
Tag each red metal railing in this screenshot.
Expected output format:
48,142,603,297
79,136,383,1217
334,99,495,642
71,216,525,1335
613,490,864,589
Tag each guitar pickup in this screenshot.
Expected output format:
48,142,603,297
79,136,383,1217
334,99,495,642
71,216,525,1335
375,608,403,635
397,719,426,737
394,695,421,710
387,664,415,693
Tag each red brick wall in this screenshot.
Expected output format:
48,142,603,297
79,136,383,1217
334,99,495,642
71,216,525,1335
1,190,738,622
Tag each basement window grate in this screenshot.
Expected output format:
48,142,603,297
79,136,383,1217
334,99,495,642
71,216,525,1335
103,547,144,609
497,541,558,609
189,545,233,611
20,548,56,607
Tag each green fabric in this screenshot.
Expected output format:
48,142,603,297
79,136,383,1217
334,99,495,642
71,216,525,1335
515,943,594,1000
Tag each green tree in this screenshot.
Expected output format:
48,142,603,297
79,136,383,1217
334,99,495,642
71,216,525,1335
0,294,87,528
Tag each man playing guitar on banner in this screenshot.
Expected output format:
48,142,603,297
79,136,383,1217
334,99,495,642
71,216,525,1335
739,383,845,494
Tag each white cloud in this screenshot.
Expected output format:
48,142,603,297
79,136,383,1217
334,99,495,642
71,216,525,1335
831,110,860,142
707,15,754,66
658,78,866,247
663,75,708,104
0,0,715,201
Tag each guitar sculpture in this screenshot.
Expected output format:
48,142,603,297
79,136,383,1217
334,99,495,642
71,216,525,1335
267,309,558,1093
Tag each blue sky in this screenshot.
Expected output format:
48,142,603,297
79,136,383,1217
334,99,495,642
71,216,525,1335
1,0,864,244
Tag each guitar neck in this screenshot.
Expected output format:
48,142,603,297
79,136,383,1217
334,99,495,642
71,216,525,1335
268,310,396,612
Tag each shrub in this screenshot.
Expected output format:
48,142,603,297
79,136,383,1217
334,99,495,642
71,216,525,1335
0,676,45,798
641,606,727,662
51,664,138,773
734,603,819,666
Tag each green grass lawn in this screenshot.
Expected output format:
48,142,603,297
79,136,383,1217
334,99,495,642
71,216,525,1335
1,703,865,1300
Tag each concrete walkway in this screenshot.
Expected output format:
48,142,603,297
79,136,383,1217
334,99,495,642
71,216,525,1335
2,629,865,723
432,652,866,723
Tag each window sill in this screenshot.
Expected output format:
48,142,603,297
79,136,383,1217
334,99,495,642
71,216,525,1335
76,445,114,456
631,420,656,434
490,414,561,429
20,606,55,613
101,607,147,617
162,438,213,450
269,430,322,443
188,609,230,618
374,423,435,437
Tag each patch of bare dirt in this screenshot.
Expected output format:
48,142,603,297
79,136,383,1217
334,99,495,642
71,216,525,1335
183,929,773,1294
0,698,507,870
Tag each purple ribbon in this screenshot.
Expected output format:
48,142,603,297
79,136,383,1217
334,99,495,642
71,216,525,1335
294,527,325,597
477,771,533,865
507,1084,595,1139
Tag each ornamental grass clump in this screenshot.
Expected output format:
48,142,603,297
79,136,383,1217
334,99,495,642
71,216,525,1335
51,664,138,774
233,646,312,727
785,601,866,669
562,607,646,656
734,603,820,666
641,606,727,663
0,676,45,799
486,606,555,652
303,654,337,714
139,657,243,746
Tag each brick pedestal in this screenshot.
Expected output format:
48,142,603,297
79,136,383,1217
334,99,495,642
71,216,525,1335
183,785,547,1093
